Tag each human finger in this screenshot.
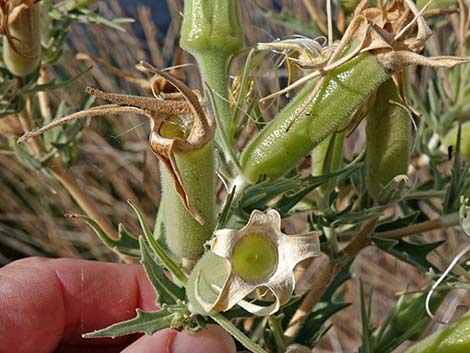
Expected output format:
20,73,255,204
0,257,156,353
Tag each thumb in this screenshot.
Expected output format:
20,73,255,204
121,325,236,353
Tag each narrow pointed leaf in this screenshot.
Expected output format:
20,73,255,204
128,200,187,284
210,311,269,353
67,214,140,256
372,237,445,271
139,237,185,306
83,308,172,338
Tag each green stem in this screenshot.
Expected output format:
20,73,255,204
128,200,187,284
153,203,164,240
198,55,234,143
210,312,268,353
376,212,460,239
268,316,287,353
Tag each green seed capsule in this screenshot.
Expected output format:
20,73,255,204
160,131,216,260
404,314,470,353
231,234,278,283
366,79,411,202
180,0,243,141
240,53,388,183
3,2,41,77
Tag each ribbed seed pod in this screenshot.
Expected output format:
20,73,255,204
3,1,41,77
366,79,411,202
160,138,216,260
240,53,388,183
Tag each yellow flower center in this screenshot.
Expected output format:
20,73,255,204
231,234,278,282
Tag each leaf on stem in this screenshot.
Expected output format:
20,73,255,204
65,214,140,257
139,237,185,306
128,199,187,284
83,307,173,338
372,237,445,272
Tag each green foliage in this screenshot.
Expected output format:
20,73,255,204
3,0,470,352
140,237,185,306
372,237,445,272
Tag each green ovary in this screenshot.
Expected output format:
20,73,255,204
231,234,278,282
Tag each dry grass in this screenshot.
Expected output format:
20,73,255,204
0,0,467,352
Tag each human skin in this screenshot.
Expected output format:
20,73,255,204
0,257,236,353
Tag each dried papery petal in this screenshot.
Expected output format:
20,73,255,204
203,209,321,316
186,252,231,314
377,51,470,72
141,62,215,225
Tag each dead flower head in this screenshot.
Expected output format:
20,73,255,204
258,0,470,103
188,209,321,316
17,61,214,224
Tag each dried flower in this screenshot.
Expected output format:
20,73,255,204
187,209,321,316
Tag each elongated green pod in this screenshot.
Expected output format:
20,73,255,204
366,79,411,202
442,121,470,160
160,140,216,260
240,53,388,183
404,314,470,353
3,2,41,77
142,65,216,262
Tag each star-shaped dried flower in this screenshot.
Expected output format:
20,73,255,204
187,209,321,316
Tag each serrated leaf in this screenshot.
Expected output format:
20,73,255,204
14,144,44,171
375,211,420,233
83,308,172,338
297,301,351,347
128,200,187,284
374,290,448,353
238,163,361,216
217,185,237,229
68,214,140,256
139,237,185,306
372,237,444,272
358,282,375,353
292,263,352,347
